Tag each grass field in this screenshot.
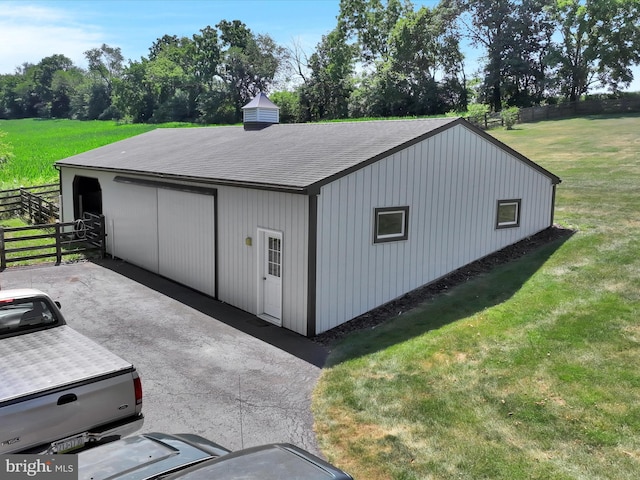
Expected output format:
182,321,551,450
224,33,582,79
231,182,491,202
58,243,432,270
313,115,640,479
0,119,158,188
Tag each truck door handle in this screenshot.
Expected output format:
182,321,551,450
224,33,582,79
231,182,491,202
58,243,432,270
57,393,78,405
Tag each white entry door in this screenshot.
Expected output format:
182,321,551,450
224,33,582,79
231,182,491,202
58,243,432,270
258,229,282,325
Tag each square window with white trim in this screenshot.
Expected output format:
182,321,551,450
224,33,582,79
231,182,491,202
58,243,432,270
496,199,521,228
374,206,409,243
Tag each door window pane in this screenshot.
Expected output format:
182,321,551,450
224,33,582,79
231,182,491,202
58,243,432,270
268,237,281,277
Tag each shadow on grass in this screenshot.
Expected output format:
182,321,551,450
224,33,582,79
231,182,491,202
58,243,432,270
317,226,574,366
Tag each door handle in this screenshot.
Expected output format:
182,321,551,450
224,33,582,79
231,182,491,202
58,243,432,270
57,393,78,405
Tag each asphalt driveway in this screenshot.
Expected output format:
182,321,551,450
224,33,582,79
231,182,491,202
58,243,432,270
0,259,327,455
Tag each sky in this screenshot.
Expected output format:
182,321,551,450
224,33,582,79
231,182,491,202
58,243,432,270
0,0,350,72
1,0,639,92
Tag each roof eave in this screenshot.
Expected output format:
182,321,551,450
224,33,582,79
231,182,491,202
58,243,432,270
56,164,312,195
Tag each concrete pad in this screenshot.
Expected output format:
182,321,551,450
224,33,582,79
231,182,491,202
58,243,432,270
0,259,327,455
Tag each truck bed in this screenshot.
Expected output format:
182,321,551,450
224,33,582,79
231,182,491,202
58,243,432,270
0,325,133,405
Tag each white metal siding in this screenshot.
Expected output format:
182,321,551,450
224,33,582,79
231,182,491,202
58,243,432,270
106,181,159,272
216,186,309,335
59,167,78,224
157,189,216,297
315,123,555,334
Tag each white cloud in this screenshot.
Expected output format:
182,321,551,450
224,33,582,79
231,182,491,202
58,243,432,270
0,3,104,73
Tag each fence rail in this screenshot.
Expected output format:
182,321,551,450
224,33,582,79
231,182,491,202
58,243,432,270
465,112,504,130
464,96,640,129
0,213,106,270
518,97,640,123
0,183,60,220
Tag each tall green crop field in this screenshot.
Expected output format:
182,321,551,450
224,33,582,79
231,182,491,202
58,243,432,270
0,119,157,189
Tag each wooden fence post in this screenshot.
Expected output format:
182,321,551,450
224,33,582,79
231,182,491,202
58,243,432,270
0,227,5,270
35,197,43,223
55,222,62,265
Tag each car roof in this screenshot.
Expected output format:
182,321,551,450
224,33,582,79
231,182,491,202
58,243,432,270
162,443,353,480
0,289,48,301
77,433,230,480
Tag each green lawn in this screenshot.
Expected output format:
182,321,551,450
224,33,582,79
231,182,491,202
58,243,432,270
313,115,640,479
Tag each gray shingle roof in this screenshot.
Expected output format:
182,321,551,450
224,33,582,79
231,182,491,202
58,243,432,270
57,118,460,192
55,117,559,193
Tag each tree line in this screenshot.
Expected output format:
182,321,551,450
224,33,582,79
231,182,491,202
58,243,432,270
0,0,638,125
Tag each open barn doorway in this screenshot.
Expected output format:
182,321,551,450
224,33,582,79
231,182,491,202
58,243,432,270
73,176,102,219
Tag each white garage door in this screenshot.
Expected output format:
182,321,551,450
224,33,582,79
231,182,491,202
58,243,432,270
157,189,216,297
109,183,159,272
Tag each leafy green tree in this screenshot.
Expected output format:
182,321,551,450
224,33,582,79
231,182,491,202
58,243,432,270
216,20,285,121
12,64,41,118
69,80,111,120
147,35,198,121
32,54,76,117
548,0,640,100
148,35,181,61
118,33,207,123
192,26,222,90
338,0,411,64
112,59,155,122
80,44,124,119
500,105,519,129
342,1,465,117
50,67,85,118
268,90,301,123
0,59,68,118
196,80,236,124
299,26,356,121
0,74,23,118
500,0,555,106
85,44,124,98
146,55,188,106
453,0,555,110
453,0,513,111
384,4,467,114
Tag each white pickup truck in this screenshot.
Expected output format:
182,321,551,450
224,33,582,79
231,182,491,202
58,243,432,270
0,288,143,454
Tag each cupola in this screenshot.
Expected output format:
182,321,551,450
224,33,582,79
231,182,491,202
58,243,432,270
242,92,280,130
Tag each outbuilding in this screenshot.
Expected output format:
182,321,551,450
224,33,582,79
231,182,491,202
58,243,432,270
56,95,560,337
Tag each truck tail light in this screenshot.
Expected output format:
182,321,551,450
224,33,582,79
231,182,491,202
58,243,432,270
133,373,143,406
